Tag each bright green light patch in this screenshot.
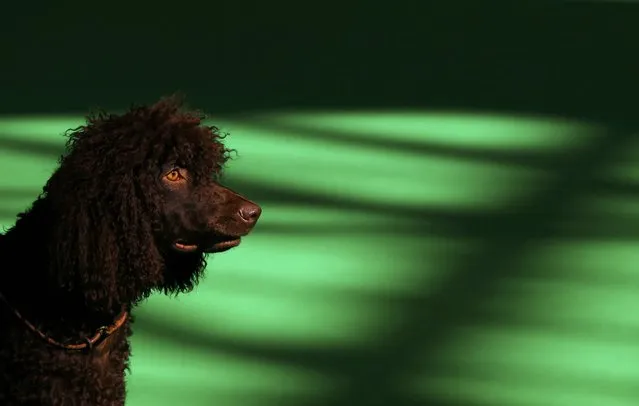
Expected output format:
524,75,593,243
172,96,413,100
408,326,639,406
128,329,334,406
137,233,457,349
0,149,58,189
411,374,635,406
484,278,639,332
201,233,465,295
218,121,550,212
256,203,409,228
249,111,601,152
139,284,398,349
482,240,639,330
0,116,83,142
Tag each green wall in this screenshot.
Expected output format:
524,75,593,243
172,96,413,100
2,2,639,405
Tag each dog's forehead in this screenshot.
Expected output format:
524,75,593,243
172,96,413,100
160,148,224,181
167,137,224,160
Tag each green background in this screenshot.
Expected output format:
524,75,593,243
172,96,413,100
2,2,639,405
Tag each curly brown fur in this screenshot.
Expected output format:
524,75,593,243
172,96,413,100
0,96,261,405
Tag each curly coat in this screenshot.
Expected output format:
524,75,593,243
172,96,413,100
0,96,261,405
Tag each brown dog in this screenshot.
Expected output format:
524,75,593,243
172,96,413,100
0,96,260,405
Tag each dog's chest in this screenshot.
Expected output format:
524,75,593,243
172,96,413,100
0,330,130,406
91,324,127,370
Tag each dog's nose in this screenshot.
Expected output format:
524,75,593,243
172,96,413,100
238,202,261,225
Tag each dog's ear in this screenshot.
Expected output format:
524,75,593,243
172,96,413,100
44,166,164,312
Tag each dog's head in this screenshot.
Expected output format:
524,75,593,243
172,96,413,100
39,95,260,311
154,160,261,293
158,165,260,254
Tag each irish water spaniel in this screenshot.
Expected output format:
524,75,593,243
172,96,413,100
0,96,261,405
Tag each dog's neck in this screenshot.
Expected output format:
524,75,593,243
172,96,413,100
0,196,204,338
0,248,124,341
0,203,130,337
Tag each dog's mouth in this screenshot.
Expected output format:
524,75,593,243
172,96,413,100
172,237,241,254
172,240,199,253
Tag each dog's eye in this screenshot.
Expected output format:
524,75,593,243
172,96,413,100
165,169,183,182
